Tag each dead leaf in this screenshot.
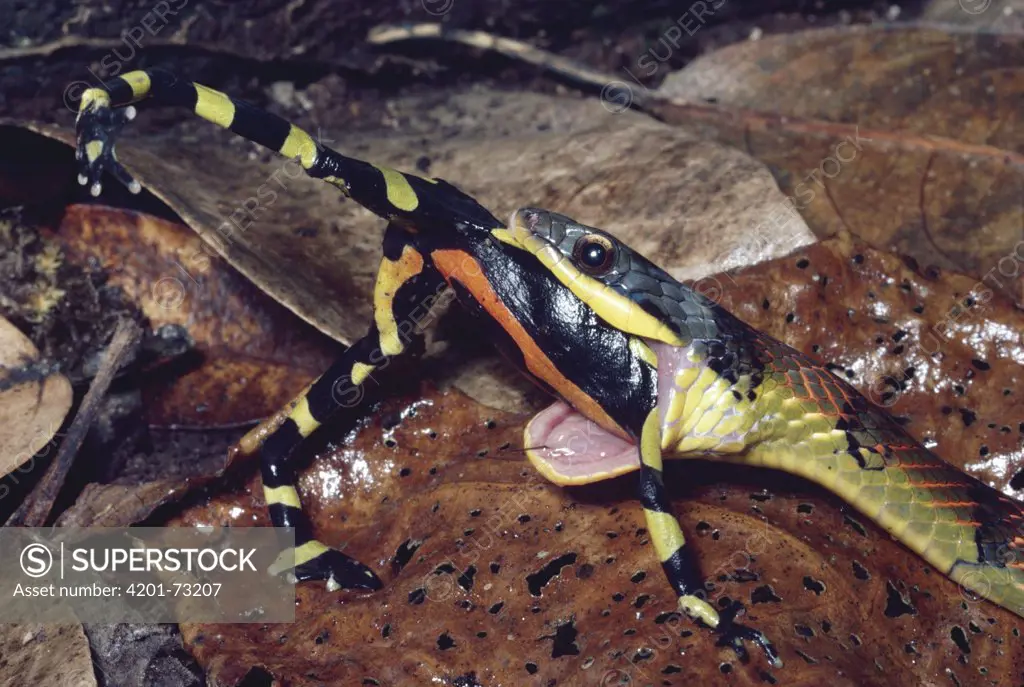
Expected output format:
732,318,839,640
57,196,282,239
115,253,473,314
54,204,339,426
83,623,203,687
717,234,1024,493
55,479,192,527
173,380,1023,686
168,233,1024,686
0,623,97,687
0,315,71,478
653,24,1024,303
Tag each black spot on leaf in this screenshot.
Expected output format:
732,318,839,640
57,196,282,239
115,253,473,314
391,538,422,574
751,585,782,604
546,619,580,658
802,576,826,595
527,553,577,596
950,626,971,654
457,565,477,591
852,561,870,580
884,581,917,618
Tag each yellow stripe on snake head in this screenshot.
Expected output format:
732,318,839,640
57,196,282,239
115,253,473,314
508,214,684,346
629,337,658,368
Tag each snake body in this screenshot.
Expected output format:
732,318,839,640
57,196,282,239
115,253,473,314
514,208,1024,620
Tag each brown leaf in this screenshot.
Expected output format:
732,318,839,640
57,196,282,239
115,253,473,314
717,234,1024,492
55,204,339,426
0,623,97,687
172,229,1024,685
0,315,71,478
55,479,191,527
654,24,1024,304
174,376,1023,686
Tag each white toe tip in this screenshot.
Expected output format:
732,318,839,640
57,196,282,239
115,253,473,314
125,106,137,120
326,576,341,592
90,182,102,197
128,180,141,194
77,174,88,185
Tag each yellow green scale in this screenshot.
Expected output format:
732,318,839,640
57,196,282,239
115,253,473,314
659,351,1024,616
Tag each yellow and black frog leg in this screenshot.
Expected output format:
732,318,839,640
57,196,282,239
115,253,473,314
74,69,499,232
263,222,446,590
633,406,783,668
73,69,494,590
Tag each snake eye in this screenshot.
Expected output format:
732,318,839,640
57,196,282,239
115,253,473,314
572,234,616,274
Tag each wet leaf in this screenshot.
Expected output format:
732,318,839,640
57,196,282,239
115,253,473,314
173,372,1023,686
922,0,1024,31
654,24,1024,304
717,234,1024,493
172,229,1024,685
0,315,71,478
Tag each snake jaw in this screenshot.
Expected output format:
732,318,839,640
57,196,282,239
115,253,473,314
523,401,640,486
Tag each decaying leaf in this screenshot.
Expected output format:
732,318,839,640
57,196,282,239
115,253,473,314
55,204,339,426
0,623,97,687
83,623,203,687
719,233,1024,493
172,236,1023,686
653,24,1024,304
0,314,71,479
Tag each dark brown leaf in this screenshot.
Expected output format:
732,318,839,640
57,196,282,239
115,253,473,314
654,25,1024,303
55,205,339,426
718,234,1024,492
172,234,1024,685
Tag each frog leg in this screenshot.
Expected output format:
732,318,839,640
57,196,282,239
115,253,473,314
634,408,782,667
261,223,446,590
74,69,501,233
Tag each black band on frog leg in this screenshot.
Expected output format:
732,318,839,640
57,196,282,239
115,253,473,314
262,228,448,591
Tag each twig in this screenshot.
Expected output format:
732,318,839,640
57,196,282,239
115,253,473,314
6,319,140,527
366,23,644,103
